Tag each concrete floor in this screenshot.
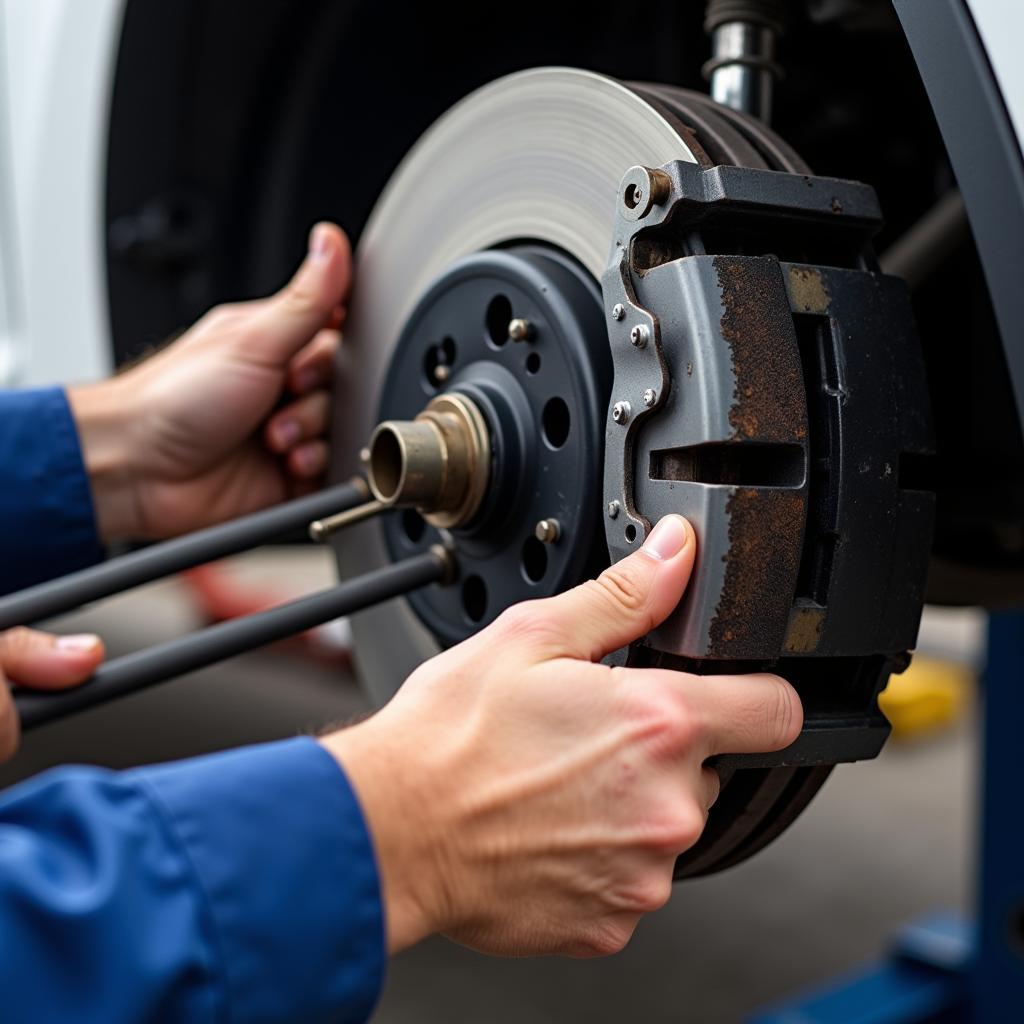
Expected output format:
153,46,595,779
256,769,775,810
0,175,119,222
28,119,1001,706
0,550,979,1023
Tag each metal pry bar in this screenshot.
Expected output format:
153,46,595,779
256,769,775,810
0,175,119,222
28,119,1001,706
0,479,370,630
14,545,455,730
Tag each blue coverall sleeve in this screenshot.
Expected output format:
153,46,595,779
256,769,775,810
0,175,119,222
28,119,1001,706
0,388,387,1018
0,387,104,594
0,736,386,1023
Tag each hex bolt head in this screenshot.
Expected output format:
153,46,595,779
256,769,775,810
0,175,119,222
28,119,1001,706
433,364,451,384
607,500,621,519
630,324,649,348
612,401,631,425
508,318,535,342
611,303,626,321
534,518,561,544
643,388,657,407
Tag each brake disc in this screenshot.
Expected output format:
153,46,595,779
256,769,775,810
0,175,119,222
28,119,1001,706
330,68,709,697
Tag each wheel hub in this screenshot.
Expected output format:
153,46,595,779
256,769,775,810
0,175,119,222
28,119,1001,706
372,245,609,644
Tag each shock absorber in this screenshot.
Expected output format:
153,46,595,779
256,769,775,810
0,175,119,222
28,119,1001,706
703,0,788,123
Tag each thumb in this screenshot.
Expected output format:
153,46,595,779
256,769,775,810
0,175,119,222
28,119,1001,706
252,222,352,364
0,628,105,690
543,514,696,662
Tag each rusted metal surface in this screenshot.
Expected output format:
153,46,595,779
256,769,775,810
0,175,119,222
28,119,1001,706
787,264,831,314
716,256,807,443
710,488,806,655
706,256,809,657
784,603,826,653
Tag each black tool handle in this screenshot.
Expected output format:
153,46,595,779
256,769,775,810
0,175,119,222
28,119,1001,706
0,481,366,630
14,548,447,731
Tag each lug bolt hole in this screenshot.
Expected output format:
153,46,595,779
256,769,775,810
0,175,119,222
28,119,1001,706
486,295,513,347
542,397,571,449
525,351,541,375
462,575,488,623
625,524,637,543
521,536,548,583
401,509,426,544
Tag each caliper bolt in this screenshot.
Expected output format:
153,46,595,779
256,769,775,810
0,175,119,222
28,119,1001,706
630,324,649,348
508,318,535,342
612,401,631,425
607,500,621,519
611,303,626,321
621,165,672,220
643,388,657,407
534,518,561,544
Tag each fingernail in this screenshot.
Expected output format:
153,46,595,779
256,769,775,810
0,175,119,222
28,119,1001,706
309,224,331,261
275,420,301,447
642,515,689,561
56,634,100,653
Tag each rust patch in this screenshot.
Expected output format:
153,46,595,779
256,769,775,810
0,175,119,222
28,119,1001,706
714,256,808,444
708,258,810,657
709,488,806,657
783,604,826,653
787,265,831,314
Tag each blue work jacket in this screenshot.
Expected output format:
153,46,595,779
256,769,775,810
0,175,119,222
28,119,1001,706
0,387,385,1022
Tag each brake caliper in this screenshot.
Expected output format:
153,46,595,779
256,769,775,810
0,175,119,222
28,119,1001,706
602,161,936,769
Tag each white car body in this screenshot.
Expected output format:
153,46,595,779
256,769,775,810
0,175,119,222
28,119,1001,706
0,0,122,387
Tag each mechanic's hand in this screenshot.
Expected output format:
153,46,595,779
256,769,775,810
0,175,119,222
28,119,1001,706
0,628,104,761
69,223,351,541
321,515,802,958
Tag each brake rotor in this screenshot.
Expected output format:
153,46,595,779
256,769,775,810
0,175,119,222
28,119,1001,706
330,68,713,696
329,68,839,878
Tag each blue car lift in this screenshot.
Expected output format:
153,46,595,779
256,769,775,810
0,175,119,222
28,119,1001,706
751,611,1024,1023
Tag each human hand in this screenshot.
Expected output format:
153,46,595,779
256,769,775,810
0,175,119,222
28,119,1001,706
321,515,803,957
0,628,105,761
69,223,351,541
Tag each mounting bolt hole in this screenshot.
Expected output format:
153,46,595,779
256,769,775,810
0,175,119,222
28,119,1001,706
401,509,426,545
624,183,641,209
462,575,488,623
525,351,541,375
486,295,513,347
542,397,571,449
625,524,637,543
521,536,548,583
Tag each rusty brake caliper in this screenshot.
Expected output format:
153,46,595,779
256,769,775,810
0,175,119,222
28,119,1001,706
602,160,936,783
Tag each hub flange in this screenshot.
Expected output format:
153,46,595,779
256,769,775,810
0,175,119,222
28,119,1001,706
371,245,610,645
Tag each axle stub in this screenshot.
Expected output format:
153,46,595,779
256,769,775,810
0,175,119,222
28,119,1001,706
367,392,491,530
